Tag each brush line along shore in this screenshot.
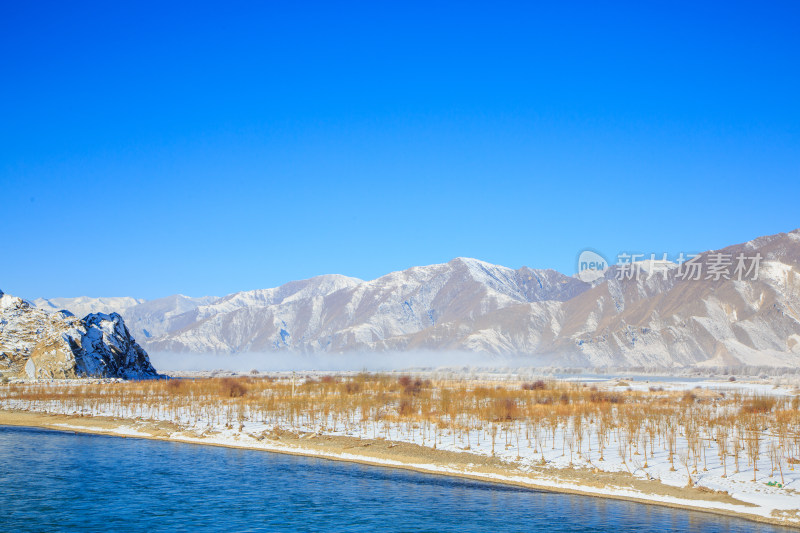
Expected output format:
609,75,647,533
1,375,799,528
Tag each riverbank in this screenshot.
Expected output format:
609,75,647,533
2,408,798,529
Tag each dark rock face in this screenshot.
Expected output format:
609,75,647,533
76,312,158,379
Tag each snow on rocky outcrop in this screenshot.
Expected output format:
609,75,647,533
0,290,158,380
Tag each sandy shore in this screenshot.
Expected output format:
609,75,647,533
2,408,798,529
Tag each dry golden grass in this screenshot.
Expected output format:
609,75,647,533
1,374,798,480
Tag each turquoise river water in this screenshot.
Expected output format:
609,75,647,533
0,425,793,532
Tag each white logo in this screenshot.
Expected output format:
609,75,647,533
577,250,607,282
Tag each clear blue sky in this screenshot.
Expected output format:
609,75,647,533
2,1,798,300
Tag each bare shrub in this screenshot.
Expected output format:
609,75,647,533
166,379,184,393
344,381,361,394
219,377,248,398
589,391,624,404
399,376,428,395
741,396,776,415
398,399,414,416
522,380,547,391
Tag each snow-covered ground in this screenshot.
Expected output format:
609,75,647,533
2,376,799,526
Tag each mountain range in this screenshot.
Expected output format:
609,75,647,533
31,229,800,368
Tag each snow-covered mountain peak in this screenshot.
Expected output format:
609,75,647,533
202,274,362,312
33,296,146,319
0,290,23,310
25,229,800,368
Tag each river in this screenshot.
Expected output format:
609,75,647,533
0,426,792,532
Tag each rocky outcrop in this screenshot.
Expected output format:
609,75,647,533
0,290,158,380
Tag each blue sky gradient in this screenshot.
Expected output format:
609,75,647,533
2,2,799,299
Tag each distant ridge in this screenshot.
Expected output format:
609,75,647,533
33,229,800,368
